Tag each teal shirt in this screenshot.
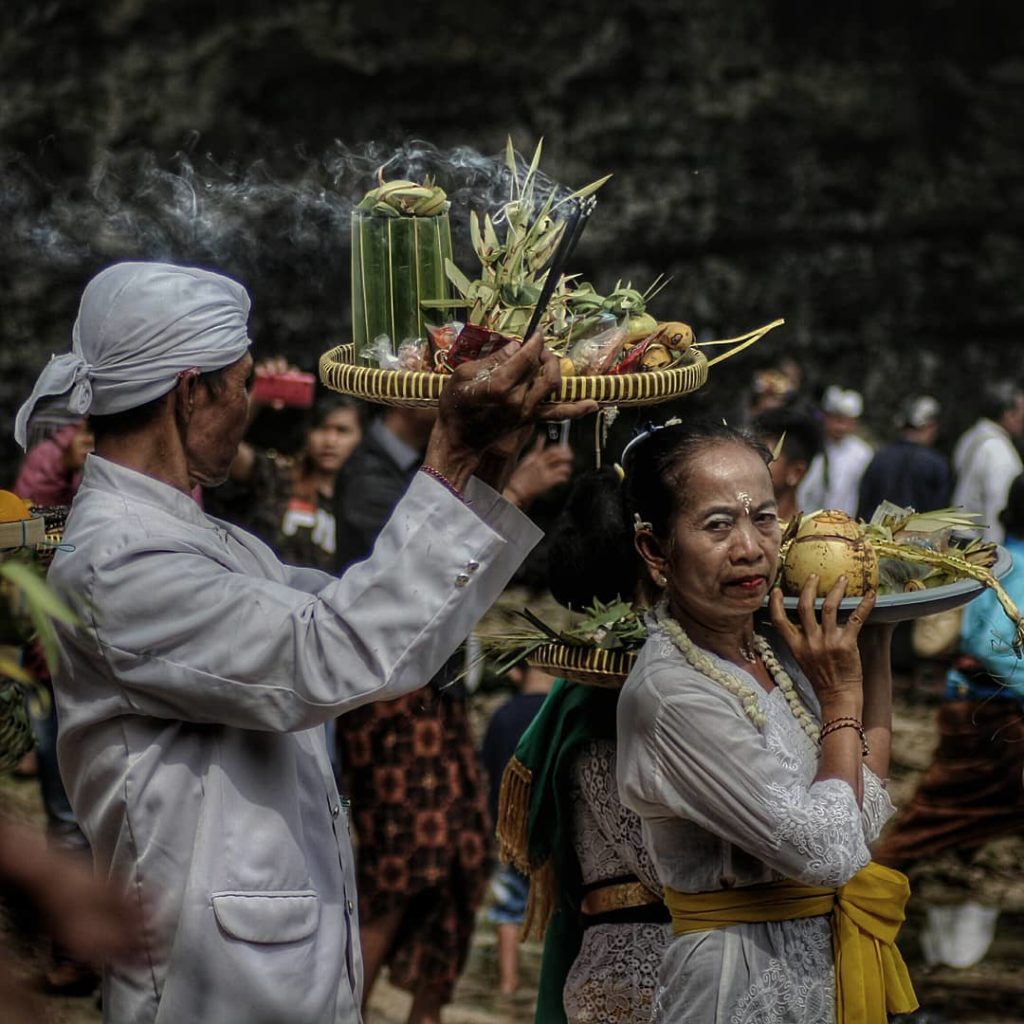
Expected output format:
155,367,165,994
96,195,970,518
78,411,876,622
946,535,1024,700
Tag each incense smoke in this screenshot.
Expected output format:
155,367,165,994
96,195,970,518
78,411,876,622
5,139,574,285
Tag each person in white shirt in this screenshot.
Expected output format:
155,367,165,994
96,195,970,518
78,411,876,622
13,261,594,1024
796,385,873,517
951,381,1024,542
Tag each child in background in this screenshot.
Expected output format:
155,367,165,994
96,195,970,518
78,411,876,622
277,395,365,570
480,664,554,996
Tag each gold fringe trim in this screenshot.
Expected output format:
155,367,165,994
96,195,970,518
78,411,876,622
496,756,533,873
521,858,556,940
496,756,559,939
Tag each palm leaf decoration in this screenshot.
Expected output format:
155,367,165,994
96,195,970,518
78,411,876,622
0,534,81,771
480,597,648,674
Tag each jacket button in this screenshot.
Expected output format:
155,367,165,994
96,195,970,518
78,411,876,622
455,573,470,587
466,560,480,572
331,804,340,818
347,899,355,913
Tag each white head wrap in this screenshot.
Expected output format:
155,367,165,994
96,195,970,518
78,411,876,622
15,262,252,450
821,385,863,419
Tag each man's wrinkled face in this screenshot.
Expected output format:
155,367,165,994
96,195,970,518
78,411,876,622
185,353,254,488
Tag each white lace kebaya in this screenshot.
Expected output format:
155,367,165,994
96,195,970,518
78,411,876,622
563,740,670,1024
616,615,895,1024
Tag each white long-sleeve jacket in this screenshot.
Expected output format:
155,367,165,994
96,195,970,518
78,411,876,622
50,455,541,1024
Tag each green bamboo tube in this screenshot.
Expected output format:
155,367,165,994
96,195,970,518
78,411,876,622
351,211,453,365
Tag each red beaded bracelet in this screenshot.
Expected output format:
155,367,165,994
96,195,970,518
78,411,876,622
419,464,468,504
819,716,870,757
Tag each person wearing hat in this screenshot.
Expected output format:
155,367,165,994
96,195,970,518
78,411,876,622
796,385,874,517
950,380,1024,542
14,261,595,1024
856,395,951,521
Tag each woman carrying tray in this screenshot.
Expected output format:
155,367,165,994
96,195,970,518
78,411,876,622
610,419,917,1023
497,468,670,1024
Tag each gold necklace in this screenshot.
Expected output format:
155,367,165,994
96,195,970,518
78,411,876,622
653,603,820,742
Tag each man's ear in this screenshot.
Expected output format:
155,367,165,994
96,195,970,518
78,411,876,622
172,371,200,430
635,530,668,589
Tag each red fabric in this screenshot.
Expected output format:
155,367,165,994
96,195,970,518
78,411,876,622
13,426,81,506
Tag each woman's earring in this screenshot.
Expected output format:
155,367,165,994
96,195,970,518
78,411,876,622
656,572,668,587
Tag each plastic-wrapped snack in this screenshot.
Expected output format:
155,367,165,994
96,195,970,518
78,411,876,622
441,323,517,371
396,339,429,371
566,322,627,376
426,322,462,370
611,332,677,374
361,333,401,370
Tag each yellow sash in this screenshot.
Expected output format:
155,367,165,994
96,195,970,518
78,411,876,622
664,861,918,1024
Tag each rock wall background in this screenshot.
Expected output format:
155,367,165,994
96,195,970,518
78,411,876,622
3,0,1024,477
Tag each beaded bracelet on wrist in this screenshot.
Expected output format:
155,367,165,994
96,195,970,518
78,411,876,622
419,464,468,504
818,718,870,757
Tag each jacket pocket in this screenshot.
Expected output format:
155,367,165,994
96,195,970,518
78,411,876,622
211,890,319,944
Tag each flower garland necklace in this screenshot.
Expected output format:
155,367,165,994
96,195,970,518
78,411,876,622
652,602,820,743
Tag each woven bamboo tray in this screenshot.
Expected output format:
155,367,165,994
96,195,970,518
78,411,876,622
319,343,709,409
526,643,638,688
320,318,784,409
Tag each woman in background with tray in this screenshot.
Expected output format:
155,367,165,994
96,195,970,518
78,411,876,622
609,419,917,1023
497,467,670,1024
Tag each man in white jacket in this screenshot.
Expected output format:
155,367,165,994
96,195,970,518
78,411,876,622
795,385,873,517
951,381,1024,542
14,262,592,1024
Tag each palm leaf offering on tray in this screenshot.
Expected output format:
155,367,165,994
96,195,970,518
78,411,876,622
481,598,647,685
778,503,1024,653
351,174,454,365
327,138,783,408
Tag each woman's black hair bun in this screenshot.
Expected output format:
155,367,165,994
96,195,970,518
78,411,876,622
546,466,638,611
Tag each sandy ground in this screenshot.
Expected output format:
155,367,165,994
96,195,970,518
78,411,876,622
4,670,1024,1024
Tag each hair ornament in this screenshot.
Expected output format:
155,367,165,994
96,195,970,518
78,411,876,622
771,431,787,463
633,512,653,534
620,416,683,465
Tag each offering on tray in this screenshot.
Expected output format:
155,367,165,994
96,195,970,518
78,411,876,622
0,490,46,549
328,138,784,408
476,502,1024,684
778,503,1024,652
353,141,705,378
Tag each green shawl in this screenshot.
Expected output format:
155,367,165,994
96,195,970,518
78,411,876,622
496,677,619,1024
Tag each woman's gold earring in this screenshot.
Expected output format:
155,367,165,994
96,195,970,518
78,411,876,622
656,573,668,587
